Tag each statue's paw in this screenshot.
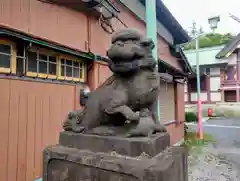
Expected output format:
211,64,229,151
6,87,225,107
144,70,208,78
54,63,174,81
125,120,167,138
72,126,85,133
63,122,73,131
152,123,167,133
63,120,85,133
62,118,73,131
125,128,150,138
126,112,140,121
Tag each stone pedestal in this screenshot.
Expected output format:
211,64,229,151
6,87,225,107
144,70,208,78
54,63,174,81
43,132,188,181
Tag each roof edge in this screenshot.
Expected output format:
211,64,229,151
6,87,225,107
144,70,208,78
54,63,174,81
137,0,190,44
215,33,240,59
0,26,94,60
155,0,190,44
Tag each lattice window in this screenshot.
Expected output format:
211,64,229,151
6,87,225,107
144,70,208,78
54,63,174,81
26,49,58,79
58,55,85,82
0,39,16,74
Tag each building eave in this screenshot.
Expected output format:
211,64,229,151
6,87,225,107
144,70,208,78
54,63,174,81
178,48,194,74
139,0,190,45
0,26,94,60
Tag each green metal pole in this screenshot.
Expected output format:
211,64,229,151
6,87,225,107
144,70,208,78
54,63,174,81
195,36,203,140
146,0,160,122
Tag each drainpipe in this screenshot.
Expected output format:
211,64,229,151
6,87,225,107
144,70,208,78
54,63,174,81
146,0,160,121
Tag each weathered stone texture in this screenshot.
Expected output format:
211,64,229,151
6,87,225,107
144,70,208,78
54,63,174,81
43,142,187,181
59,131,170,157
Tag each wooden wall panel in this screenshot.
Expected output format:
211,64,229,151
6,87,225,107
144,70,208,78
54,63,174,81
17,92,28,181
0,0,88,52
0,79,10,181
175,83,185,124
97,62,112,87
0,79,82,181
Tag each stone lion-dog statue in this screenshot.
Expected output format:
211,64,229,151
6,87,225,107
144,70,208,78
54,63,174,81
63,29,166,137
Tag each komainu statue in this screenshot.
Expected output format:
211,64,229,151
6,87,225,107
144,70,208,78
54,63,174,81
63,29,166,137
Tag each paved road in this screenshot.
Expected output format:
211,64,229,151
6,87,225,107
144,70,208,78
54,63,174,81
187,118,240,180
188,118,240,168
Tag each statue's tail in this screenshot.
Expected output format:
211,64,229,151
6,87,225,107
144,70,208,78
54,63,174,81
97,75,116,89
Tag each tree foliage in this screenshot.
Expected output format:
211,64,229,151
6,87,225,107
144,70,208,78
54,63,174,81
183,33,234,50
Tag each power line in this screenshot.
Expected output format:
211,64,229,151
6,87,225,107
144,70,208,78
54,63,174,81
229,13,240,24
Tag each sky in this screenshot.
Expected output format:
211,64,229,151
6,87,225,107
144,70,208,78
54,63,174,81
162,0,240,35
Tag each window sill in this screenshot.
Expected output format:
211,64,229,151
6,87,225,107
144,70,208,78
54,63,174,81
0,67,11,73
26,72,38,77
38,73,48,78
163,120,177,126
27,72,57,79
48,75,57,79
0,74,87,85
59,76,84,82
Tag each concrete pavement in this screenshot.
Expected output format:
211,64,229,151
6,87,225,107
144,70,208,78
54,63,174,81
187,118,240,180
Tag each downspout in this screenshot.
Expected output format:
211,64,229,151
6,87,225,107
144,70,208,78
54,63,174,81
86,14,91,52
85,14,96,90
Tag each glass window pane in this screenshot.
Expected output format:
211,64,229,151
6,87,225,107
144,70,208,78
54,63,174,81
0,54,10,68
66,65,72,77
39,61,47,74
61,58,65,65
27,51,37,72
0,44,11,68
49,56,57,75
0,44,11,54
73,67,80,78
39,54,47,61
49,63,56,75
73,61,80,67
49,56,57,63
66,59,72,66
61,65,65,76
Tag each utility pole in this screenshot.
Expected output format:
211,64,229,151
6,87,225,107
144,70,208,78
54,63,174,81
190,21,204,140
195,33,203,140
145,0,160,121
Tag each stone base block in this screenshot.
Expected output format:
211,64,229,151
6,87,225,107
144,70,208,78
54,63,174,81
43,145,188,181
59,131,170,157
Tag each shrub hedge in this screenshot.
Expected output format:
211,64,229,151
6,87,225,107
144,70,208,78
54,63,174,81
185,112,198,123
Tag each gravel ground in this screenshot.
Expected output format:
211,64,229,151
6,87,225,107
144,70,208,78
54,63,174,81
188,145,240,181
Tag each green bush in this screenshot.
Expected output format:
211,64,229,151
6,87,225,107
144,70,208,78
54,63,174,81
184,123,188,135
185,112,198,123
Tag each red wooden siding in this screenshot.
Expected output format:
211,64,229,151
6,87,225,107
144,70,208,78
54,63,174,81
0,0,183,73
0,79,83,181
0,0,88,52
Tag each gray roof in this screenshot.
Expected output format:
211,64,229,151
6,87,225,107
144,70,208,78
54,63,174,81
184,46,227,66
216,33,240,59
